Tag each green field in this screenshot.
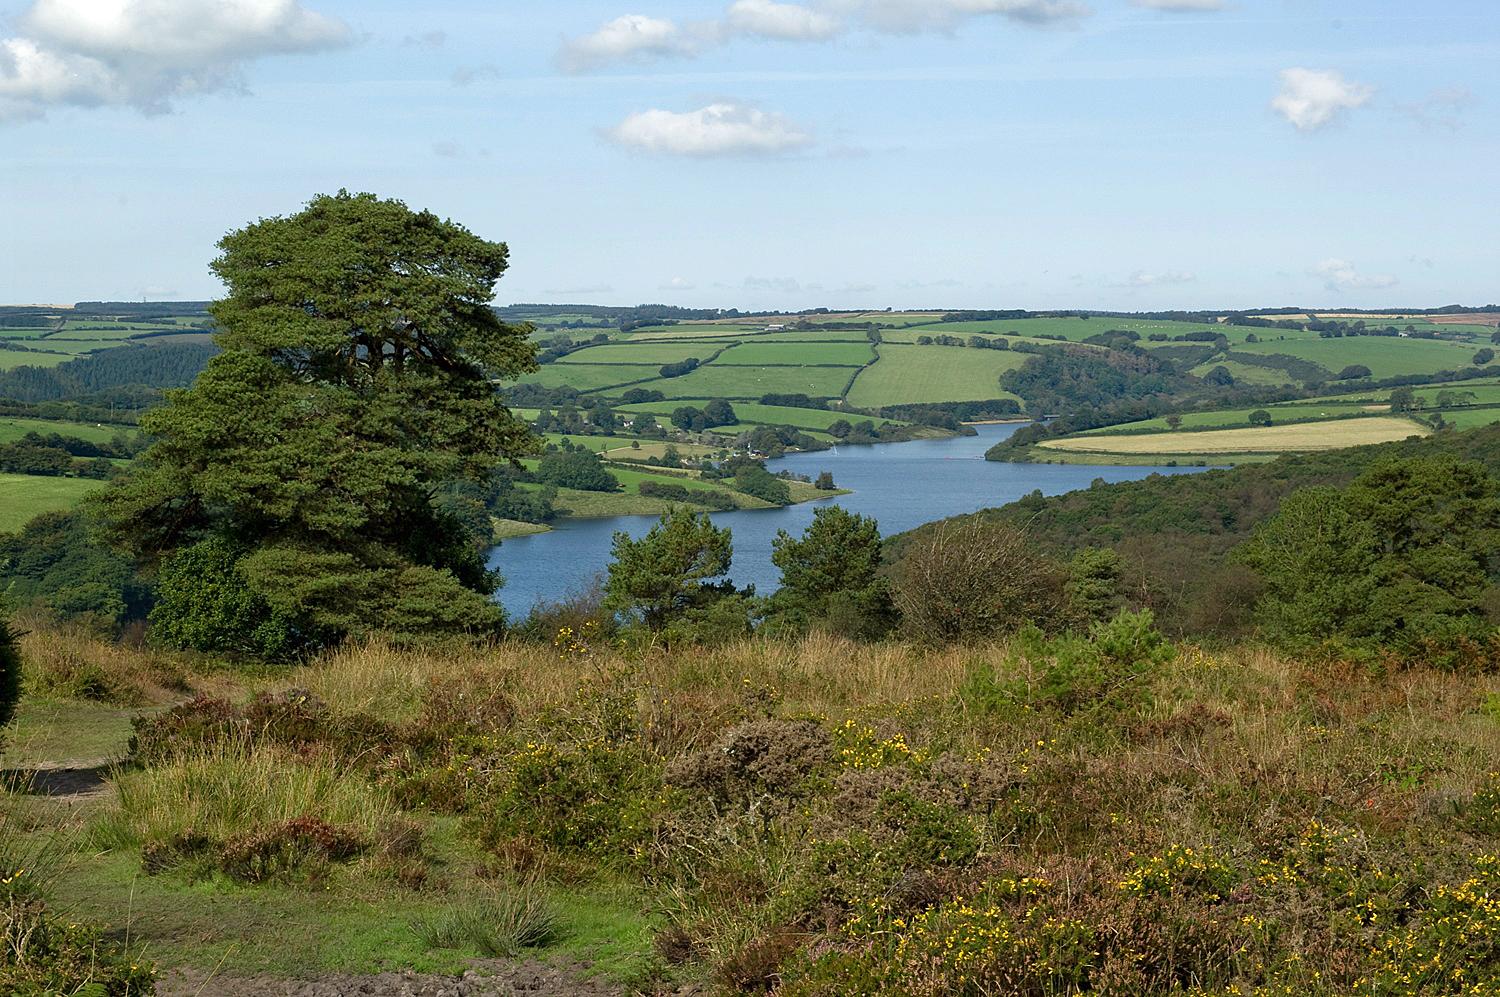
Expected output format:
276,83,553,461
845,344,1025,407
716,341,874,366
555,343,719,366
0,473,103,531
1187,359,1297,386
619,400,904,431
0,348,72,370
1424,406,1500,430
625,363,856,401
517,364,654,392
1081,403,1379,436
1232,336,1481,379
0,416,137,445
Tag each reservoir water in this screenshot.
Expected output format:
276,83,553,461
488,423,1208,615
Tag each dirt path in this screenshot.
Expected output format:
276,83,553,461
1,759,115,801
156,960,632,997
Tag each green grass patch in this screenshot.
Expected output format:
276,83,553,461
624,364,855,401
0,416,137,446
0,474,103,531
716,341,874,366
518,364,654,393
2,698,139,769
846,344,1025,406
554,343,720,366
1232,336,1481,379
0,349,71,370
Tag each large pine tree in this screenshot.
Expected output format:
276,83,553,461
97,191,538,654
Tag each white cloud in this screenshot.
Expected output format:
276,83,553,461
841,0,1091,33
1126,270,1196,286
661,276,697,291
557,14,700,73
1312,259,1398,293
1132,0,1225,11
0,0,349,122
607,101,812,156
726,0,842,40
1271,68,1373,132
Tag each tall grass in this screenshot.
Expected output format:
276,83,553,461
90,741,397,851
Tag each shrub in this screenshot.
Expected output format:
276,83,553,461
0,613,21,734
890,519,1064,644
149,536,306,659
536,449,618,492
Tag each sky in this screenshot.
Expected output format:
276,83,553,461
0,0,1496,312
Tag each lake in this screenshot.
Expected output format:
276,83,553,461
488,423,1208,614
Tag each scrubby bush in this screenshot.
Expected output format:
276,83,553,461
0,612,21,734
891,519,1064,644
149,537,307,659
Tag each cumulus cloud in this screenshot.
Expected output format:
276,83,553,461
1271,68,1373,132
607,101,812,157
0,0,349,122
726,0,842,40
1131,0,1225,10
1126,270,1196,287
557,14,702,72
661,276,697,291
1312,259,1398,293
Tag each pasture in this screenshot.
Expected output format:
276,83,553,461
0,416,137,446
1232,336,1481,379
1040,417,1426,456
0,348,72,370
1079,403,1378,436
517,364,652,393
845,344,1025,407
554,342,715,366
0,473,103,531
1188,360,1297,386
715,341,874,366
624,362,856,400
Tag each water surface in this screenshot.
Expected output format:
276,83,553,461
488,424,1206,614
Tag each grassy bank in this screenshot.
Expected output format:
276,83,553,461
8,621,1500,993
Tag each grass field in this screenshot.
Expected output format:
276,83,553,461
624,362,856,401
1188,359,1297,386
0,348,72,370
620,400,905,431
1041,416,1426,455
554,343,718,366
1233,336,1481,379
716,341,874,366
1079,403,1380,436
1424,406,1500,430
0,473,103,530
846,344,1025,407
517,364,654,392
0,416,137,445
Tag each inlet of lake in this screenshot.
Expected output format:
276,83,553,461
488,423,1211,614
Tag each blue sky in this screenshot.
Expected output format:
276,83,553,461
1,0,1496,311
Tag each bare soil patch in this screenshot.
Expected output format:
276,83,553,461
156,959,632,997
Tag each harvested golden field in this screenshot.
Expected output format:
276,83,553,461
1039,416,1427,455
